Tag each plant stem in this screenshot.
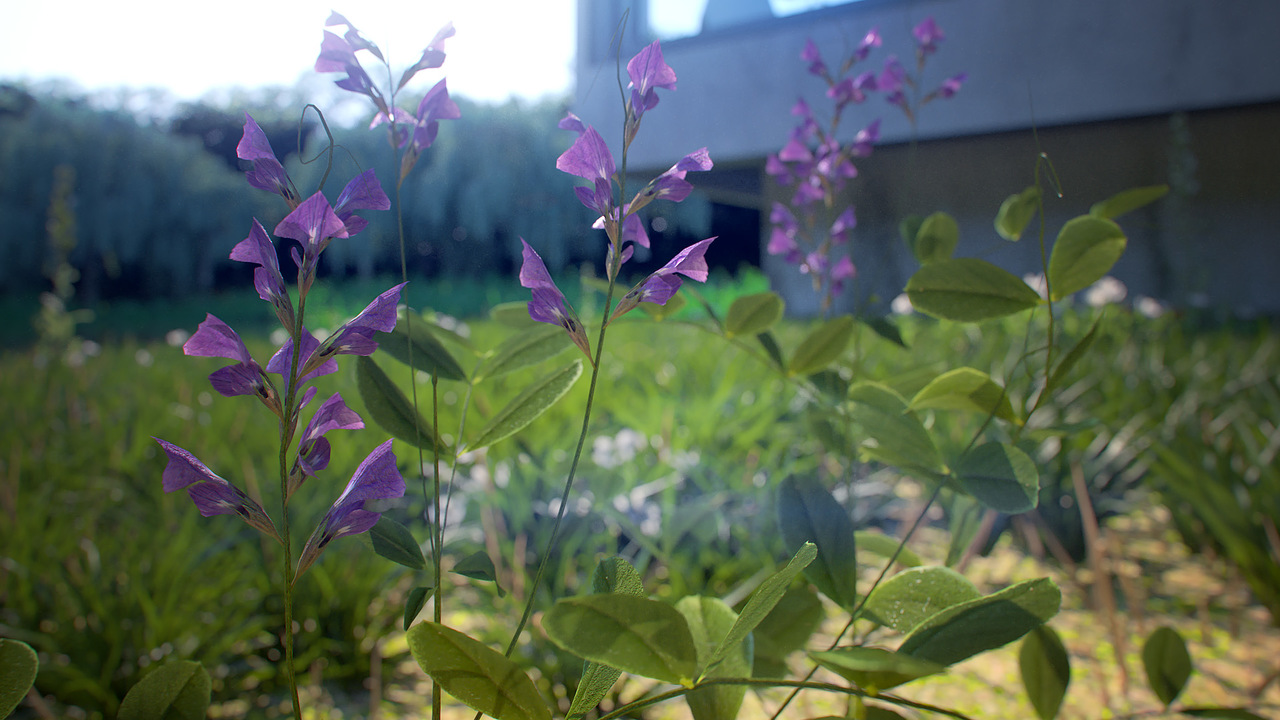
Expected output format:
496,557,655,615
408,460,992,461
279,294,308,719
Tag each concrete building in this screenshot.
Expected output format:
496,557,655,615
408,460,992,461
572,0,1280,315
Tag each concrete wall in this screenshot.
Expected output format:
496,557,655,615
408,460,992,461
573,0,1280,315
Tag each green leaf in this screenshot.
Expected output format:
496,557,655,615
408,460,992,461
567,558,647,720
810,647,945,694
464,360,583,452
905,258,1043,322
913,212,959,264
356,355,446,452
490,301,539,327
899,577,1062,665
848,382,944,475
474,325,570,382
751,585,825,666
452,551,504,597
1020,624,1070,720
407,622,551,720
370,516,426,570
777,477,858,609
403,585,435,631
865,316,907,349
543,595,698,685
638,291,687,320
377,320,467,381
1047,216,1127,300
706,543,816,672
1142,625,1192,707
788,315,855,376
945,495,984,567
0,639,38,720
1046,315,1102,395
757,331,786,372
1089,184,1169,219
855,531,923,568
676,596,750,720
863,566,981,633
117,660,211,720
910,367,1019,424
955,442,1040,514
995,186,1041,241
725,292,785,337
899,214,925,250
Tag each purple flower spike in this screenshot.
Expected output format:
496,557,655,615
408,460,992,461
612,237,716,321
301,283,407,376
290,392,365,499
295,439,405,580
627,40,677,115
334,169,390,237
230,220,294,329
155,438,281,542
237,115,296,206
913,17,945,55
519,239,592,361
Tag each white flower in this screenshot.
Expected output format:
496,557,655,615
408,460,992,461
1085,276,1127,307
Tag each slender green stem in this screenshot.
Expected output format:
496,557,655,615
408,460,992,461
603,677,974,720
279,293,308,719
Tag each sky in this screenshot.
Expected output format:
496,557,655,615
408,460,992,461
1,0,577,104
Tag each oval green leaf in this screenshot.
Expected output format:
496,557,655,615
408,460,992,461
117,660,211,720
995,185,1041,241
706,543,816,672
1047,216,1127,300
403,585,435,631
676,596,749,720
475,325,570,382
568,558,647,720
848,382,944,475
407,622,551,720
1046,316,1101,395
451,550,504,597
0,639,38,720
543,594,698,685
905,258,1043,322
751,585,825,668
1020,624,1070,720
788,315,855,376
777,477,858,609
899,577,1062,666
810,647,945,694
464,359,583,452
1089,184,1169,220
356,355,446,452
864,566,981,633
1142,625,1192,707
377,321,467,381
725,292,785,338
956,442,1040,514
914,212,959,264
370,515,426,570
910,367,1018,424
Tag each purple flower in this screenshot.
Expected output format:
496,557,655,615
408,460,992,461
827,71,876,107
519,239,592,361
831,255,856,293
290,391,364,499
155,438,280,541
274,191,348,291
236,115,296,206
557,112,587,134
935,72,968,99
184,314,278,411
333,169,391,237
295,439,405,580
611,237,716,321
913,17,945,55
316,13,387,113
230,220,294,329
299,283,406,377
627,40,677,116
557,126,616,217
397,22,454,91
854,28,882,62
632,147,713,211
879,56,908,108
831,208,857,245
801,39,828,78
851,119,880,158
267,328,339,393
